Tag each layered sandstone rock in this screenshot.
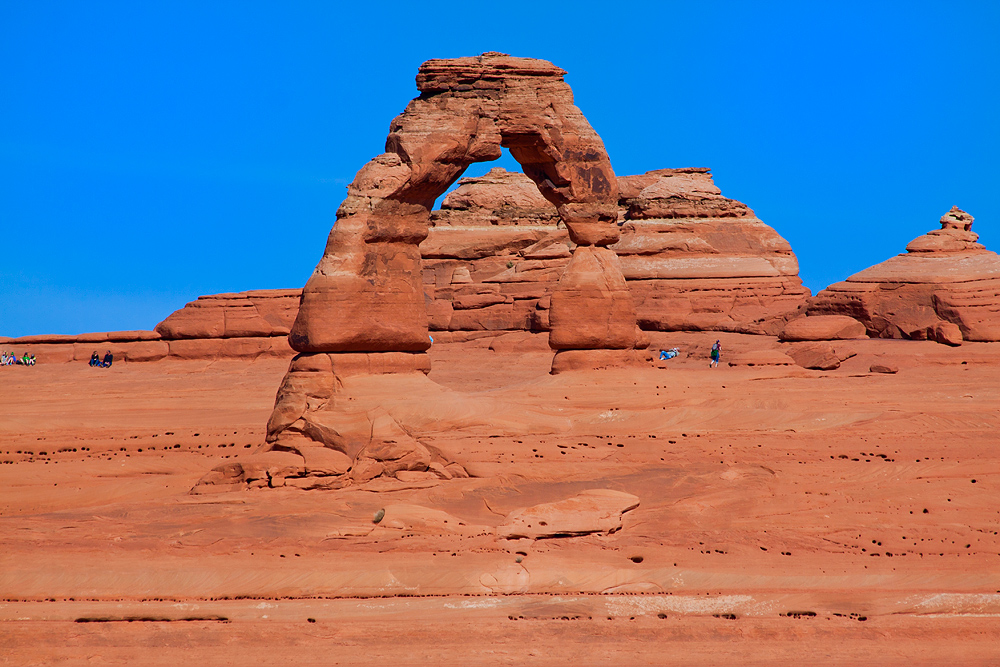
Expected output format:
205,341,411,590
288,52,638,360
423,167,810,337
155,289,300,340
422,168,568,334
807,207,1000,343
779,315,867,342
613,169,810,335
0,331,171,364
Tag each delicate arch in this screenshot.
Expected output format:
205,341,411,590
289,53,639,355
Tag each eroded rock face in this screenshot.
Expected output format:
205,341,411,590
157,169,809,352
808,208,1000,342
423,168,568,334
423,167,810,338
155,290,300,340
613,169,810,335
289,52,635,357
779,315,867,342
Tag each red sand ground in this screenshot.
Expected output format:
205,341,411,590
2,332,999,665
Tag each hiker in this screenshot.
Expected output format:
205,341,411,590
101,351,113,368
89,351,100,367
659,347,680,361
710,340,721,368
27,354,35,366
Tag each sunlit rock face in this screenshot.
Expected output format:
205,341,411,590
808,207,1000,343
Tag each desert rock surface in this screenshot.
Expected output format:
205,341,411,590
808,207,1000,342
2,332,1000,664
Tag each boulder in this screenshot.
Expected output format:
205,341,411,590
934,321,963,346
497,489,640,540
779,315,867,341
786,342,843,371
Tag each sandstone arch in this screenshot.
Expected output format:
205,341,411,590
191,54,647,492
289,52,642,357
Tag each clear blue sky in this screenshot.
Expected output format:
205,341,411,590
2,1,997,336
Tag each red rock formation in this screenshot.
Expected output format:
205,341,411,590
155,289,300,340
613,169,810,335
808,207,1000,343
423,167,810,337
215,53,644,492
423,168,568,334
779,315,867,342
289,53,638,360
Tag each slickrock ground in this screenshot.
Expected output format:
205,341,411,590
2,334,999,665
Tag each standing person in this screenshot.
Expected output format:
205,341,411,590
710,340,721,368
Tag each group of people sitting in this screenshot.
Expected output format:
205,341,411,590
89,351,114,368
1,351,35,366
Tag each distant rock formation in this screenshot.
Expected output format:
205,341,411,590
155,290,300,340
614,168,809,335
423,167,810,337
807,207,1000,343
422,167,567,334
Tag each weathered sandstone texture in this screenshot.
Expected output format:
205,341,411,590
807,207,1000,343
155,290,300,340
423,167,810,337
614,168,810,335
201,53,646,491
288,52,638,358
422,167,568,335
778,315,867,342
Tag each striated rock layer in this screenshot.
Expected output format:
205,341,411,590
808,207,1000,343
155,290,300,340
614,168,809,335
424,167,810,337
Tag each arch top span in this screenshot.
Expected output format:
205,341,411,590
289,53,640,357
385,52,620,246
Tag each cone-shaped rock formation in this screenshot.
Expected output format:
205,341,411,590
807,207,1000,343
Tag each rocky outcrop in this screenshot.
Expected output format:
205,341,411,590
155,289,300,340
288,52,638,362
423,168,568,334
423,167,810,337
0,330,170,364
613,169,810,335
807,208,1000,343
